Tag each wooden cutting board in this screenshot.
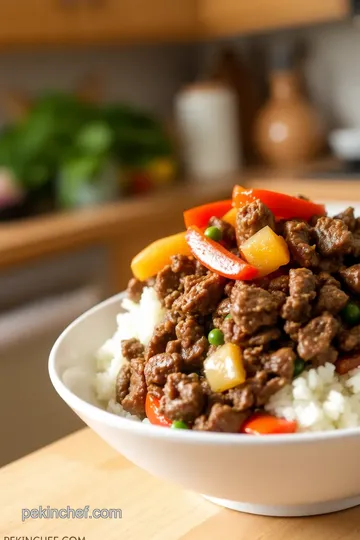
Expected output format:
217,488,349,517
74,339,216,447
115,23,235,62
1,428,360,539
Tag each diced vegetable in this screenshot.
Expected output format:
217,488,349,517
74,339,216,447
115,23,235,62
241,414,297,435
341,301,360,326
240,225,290,277
204,343,246,392
185,226,258,280
208,328,225,346
222,207,237,227
171,420,188,429
184,199,232,229
205,226,222,242
232,185,326,220
335,353,360,375
293,357,305,377
145,394,172,427
225,313,232,320
131,231,190,281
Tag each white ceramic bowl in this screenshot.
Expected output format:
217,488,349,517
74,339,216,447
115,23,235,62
49,290,360,518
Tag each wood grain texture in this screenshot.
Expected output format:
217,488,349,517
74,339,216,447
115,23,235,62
1,428,360,539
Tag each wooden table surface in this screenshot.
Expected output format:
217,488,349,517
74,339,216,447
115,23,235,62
1,428,360,540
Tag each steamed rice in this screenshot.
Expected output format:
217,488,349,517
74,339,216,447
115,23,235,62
94,287,360,432
94,287,165,420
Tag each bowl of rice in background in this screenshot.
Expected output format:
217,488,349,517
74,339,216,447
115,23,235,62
49,202,360,517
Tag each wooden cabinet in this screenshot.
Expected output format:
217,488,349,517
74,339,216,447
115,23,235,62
198,0,350,37
0,0,351,47
0,0,198,47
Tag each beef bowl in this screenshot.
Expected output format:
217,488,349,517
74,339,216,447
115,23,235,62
49,195,360,517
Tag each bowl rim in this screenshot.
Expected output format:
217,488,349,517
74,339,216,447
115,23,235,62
49,290,360,447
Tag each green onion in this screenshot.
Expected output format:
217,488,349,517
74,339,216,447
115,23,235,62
208,328,225,346
171,420,188,429
225,313,232,320
204,226,222,242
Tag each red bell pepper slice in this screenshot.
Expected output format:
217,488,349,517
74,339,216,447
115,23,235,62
185,226,258,280
232,186,326,221
184,199,232,229
145,394,172,427
241,414,297,435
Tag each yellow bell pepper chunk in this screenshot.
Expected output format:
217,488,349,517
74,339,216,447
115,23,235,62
131,231,191,281
204,343,246,393
241,225,290,277
222,207,237,227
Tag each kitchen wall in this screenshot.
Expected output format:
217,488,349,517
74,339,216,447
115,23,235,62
0,43,197,123
198,21,360,132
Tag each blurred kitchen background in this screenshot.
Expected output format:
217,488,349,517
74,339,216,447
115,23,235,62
2,1,360,466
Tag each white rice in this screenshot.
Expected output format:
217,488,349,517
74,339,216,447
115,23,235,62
94,287,165,420
94,286,360,433
266,363,360,432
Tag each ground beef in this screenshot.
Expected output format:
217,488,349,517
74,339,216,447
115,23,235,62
212,298,231,327
268,275,290,295
154,255,197,307
338,325,360,352
340,264,360,294
313,217,352,256
160,372,204,422
230,283,279,335
318,256,344,273
227,384,254,411
334,207,356,232
172,272,225,316
284,320,301,341
126,277,145,303
313,283,348,315
208,216,236,248
193,403,247,432
263,347,295,380
115,363,131,403
281,268,316,323
242,346,264,376
144,352,183,387
116,358,147,418
121,338,144,361
316,272,341,288
312,346,338,367
222,318,247,345
145,320,176,361
283,221,319,268
235,200,275,247
243,327,282,348
175,316,203,346
297,312,339,362
248,370,287,407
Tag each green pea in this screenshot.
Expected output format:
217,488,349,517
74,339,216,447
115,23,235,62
204,226,222,242
208,328,225,346
225,313,232,320
341,301,360,326
171,420,188,429
293,357,305,378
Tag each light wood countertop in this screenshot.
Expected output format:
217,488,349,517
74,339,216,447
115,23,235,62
1,428,360,540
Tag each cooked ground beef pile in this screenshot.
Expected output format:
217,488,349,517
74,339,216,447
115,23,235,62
116,201,360,432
